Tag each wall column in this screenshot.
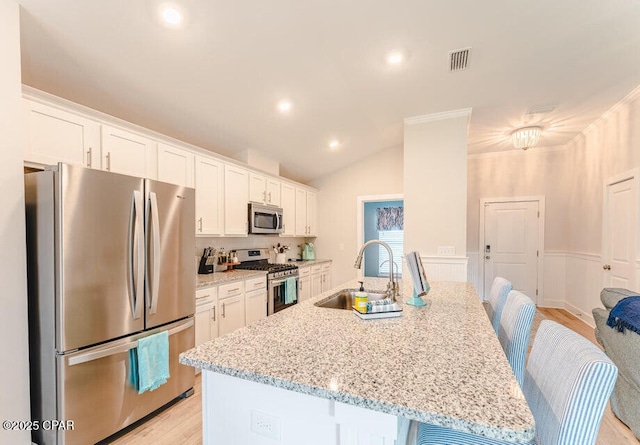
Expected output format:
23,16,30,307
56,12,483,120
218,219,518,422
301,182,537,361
0,2,31,444
403,109,471,281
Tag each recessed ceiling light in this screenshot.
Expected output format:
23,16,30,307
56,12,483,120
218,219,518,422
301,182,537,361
329,140,341,150
386,51,404,65
277,100,292,113
160,5,183,27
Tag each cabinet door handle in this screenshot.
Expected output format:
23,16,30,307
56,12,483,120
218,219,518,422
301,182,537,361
87,147,92,168
603,264,611,270
198,217,203,232
222,302,225,318
268,192,272,202
106,152,111,171
212,306,216,321
263,191,266,202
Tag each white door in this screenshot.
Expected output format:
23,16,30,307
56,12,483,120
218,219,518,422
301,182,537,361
266,178,281,206
245,290,267,326
604,178,637,289
484,201,539,303
249,172,267,203
307,191,317,236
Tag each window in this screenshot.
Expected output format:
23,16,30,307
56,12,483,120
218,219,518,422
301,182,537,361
378,230,403,277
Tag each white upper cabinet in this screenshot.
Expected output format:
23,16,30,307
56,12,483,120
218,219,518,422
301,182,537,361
295,188,317,236
295,188,307,236
249,172,268,203
101,125,157,179
266,178,281,207
157,143,194,187
280,183,296,237
307,191,317,236
249,172,281,206
24,100,101,168
195,156,224,236
224,164,249,235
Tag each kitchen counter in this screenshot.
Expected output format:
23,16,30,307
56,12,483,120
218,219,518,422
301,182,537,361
196,270,267,289
180,277,534,443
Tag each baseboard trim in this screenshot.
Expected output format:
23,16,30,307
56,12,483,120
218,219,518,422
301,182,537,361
564,302,596,328
538,299,564,309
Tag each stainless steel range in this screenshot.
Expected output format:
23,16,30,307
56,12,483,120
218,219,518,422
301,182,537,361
234,249,299,314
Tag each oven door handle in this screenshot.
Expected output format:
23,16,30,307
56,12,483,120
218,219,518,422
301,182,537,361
270,276,298,286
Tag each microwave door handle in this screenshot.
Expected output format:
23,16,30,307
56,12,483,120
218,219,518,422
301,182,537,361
276,212,281,231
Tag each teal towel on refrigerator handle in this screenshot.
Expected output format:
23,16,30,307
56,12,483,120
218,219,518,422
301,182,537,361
130,330,170,394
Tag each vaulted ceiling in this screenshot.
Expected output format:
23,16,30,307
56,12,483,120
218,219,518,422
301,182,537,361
18,0,640,182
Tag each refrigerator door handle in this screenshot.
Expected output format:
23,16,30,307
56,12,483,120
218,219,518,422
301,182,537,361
128,190,144,320
67,319,194,366
146,191,161,314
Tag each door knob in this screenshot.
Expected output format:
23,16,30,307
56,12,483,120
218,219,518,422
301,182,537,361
603,264,611,270
485,256,490,259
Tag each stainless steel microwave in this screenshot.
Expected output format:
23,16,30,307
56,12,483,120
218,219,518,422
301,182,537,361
248,202,283,234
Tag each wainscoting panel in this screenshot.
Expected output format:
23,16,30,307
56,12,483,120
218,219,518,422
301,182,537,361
467,252,480,295
420,256,468,283
542,253,566,308
564,252,603,327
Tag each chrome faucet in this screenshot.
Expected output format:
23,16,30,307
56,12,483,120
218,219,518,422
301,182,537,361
354,240,399,301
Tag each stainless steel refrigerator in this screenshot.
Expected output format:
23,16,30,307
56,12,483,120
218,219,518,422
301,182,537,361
25,163,195,445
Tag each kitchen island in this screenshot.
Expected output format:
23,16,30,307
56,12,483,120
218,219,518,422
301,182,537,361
180,278,535,444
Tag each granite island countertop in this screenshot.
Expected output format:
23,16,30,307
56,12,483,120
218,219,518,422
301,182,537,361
180,277,535,443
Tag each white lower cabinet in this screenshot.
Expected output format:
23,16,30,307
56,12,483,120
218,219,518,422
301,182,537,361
245,276,267,326
299,266,311,302
311,265,322,298
195,288,219,374
321,262,332,293
218,281,246,336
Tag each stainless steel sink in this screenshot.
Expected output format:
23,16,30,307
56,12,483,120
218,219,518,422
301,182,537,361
315,289,387,310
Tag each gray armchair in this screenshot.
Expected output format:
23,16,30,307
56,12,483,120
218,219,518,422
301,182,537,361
592,288,640,440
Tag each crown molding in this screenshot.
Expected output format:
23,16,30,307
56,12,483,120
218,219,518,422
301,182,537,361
404,108,473,125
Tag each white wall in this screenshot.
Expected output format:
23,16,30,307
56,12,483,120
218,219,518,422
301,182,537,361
309,146,403,286
404,112,469,258
466,86,640,324
563,87,640,324
0,2,31,444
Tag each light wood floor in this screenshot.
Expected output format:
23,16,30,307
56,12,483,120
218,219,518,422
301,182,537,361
110,309,639,444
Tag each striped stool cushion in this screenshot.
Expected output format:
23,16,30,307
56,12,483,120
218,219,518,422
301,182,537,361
417,423,536,445
498,290,536,387
486,277,513,334
524,321,618,445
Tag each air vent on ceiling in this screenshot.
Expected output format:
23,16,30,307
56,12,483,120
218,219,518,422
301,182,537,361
449,47,471,72
527,105,557,115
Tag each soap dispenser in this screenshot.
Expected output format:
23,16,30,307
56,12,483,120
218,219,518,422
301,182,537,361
354,281,368,313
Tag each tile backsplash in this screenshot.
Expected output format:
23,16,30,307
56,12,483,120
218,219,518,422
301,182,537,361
196,235,313,270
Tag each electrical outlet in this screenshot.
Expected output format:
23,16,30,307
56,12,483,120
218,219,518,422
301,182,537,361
438,246,455,256
251,410,280,440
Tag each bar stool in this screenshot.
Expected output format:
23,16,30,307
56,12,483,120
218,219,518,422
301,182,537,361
486,277,512,334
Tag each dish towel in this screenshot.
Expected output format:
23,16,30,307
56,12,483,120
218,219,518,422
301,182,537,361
607,295,640,335
130,331,170,394
284,277,297,304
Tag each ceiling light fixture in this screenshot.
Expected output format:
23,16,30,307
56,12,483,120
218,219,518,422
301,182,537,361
386,51,404,65
511,126,542,150
329,140,341,150
161,6,183,26
277,100,292,113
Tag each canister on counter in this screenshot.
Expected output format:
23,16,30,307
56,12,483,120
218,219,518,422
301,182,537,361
353,292,368,313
